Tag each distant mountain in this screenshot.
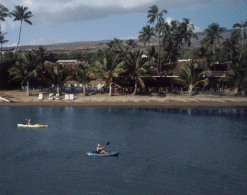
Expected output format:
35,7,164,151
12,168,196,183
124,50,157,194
3,29,245,52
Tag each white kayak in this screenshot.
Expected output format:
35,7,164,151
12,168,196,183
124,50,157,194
17,124,48,128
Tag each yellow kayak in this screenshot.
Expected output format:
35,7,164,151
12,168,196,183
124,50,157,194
17,124,48,128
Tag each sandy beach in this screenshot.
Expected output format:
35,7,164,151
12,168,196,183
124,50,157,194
0,90,247,108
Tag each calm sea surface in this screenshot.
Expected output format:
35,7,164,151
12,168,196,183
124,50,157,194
0,107,247,195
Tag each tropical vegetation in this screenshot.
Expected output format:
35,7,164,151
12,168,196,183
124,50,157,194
0,27,8,64
93,51,125,96
45,64,69,95
173,63,211,96
8,52,40,95
1,3,247,96
73,62,94,95
224,62,247,95
147,5,168,71
123,50,154,95
233,21,247,62
201,23,225,61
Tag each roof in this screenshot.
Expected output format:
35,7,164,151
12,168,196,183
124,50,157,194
191,58,207,63
56,60,78,64
44,61,86,75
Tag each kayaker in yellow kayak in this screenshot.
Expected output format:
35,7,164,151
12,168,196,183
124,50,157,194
96,144,109,154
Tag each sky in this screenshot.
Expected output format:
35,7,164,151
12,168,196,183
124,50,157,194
0,0,246,47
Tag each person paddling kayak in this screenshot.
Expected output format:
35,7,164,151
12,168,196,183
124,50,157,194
96,143,109,154
28,119,32,125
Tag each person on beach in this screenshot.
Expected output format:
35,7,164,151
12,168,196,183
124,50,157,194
96,144,109,154
28,119,32,125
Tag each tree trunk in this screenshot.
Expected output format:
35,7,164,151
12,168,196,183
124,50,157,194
188,85,193,96
239,29,244,62
132,80,138,95
109,82,112,96
213,42,215,61
157,31,160,74
157,19,160,74
1,43,2,64
83,86,87,96
14,20,22,59
27,80,30,96
57,85,60,95
183,43,186,59
147,41,149,58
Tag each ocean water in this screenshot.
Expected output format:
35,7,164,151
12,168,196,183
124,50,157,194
0,107,247,195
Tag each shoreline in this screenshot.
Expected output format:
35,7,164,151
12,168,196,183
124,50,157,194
1,102,247,109
1,90,247,108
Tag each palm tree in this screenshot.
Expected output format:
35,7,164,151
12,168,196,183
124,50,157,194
233,21,247,62
173,63,211,96
160,22,171,40
0,4,10,62
10,5,33,55
126,39,137,50
93,51,125,96
0,4,10,21
222,30,240,61
107,38,123,50
163,37,181,63
225,62,247,95
123,50,153,95
46,64,69,95
148,45,158,63
138,35,146,47
33,46,48,68
0,27,8,64
176,18,198,58
9,52,40,95
201,23,225,61
138,25,156,54
74,62,94,95
161,20,179,40
147,5,168,72
192,46,215,65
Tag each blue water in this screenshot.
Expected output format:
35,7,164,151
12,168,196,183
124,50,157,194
1,107,247,194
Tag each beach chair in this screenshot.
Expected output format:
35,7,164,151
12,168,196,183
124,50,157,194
38,93,43,100
55,93,61,100
98,84,104,90
49,93,54,100
70,94,74,100
65,94,69,100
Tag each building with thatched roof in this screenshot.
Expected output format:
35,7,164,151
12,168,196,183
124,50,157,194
44,61,85,75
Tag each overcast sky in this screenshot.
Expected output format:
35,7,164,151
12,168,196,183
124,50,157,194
1,0,246,47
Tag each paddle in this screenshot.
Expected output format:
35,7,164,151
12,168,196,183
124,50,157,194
25,118,33,125
105,141,110,147
103,141,110,154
